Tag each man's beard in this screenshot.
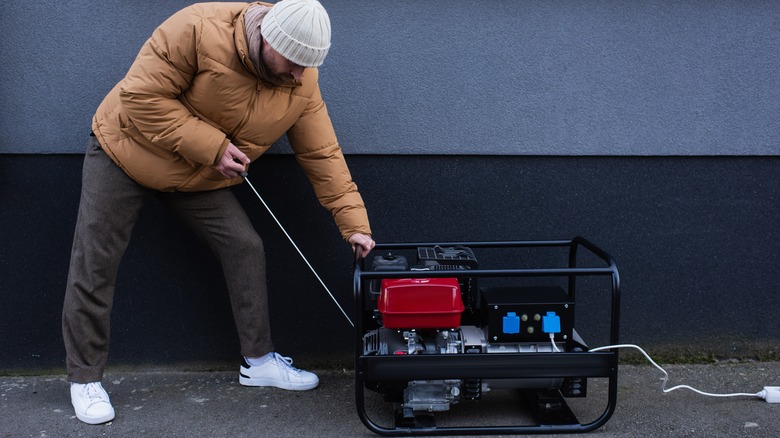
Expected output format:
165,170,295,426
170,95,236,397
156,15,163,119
259,46,294,86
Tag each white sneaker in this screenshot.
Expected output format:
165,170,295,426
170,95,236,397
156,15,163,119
239,353,319,391
70,382,115,424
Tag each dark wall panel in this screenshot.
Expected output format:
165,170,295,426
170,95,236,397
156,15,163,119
1,154,777,371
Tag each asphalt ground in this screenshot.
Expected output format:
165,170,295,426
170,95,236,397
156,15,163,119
2,362,779,437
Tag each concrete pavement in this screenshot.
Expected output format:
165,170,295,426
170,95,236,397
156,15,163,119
2,361,779,437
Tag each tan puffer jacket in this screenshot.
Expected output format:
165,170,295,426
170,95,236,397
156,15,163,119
91,2,370,240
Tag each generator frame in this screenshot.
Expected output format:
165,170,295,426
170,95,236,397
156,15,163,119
353,237,621,436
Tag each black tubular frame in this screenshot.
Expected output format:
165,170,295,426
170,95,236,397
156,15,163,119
353,237,621,436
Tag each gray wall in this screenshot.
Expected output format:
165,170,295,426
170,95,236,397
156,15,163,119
1,1,779,372
1,0,779,155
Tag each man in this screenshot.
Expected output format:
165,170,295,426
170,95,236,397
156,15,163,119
63,0,374,425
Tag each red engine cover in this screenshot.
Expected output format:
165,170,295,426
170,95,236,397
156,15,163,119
378,278,464,329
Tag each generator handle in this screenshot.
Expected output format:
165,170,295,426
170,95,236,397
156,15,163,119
570,236,621,346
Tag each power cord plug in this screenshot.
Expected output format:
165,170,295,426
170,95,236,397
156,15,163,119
758,386,780,403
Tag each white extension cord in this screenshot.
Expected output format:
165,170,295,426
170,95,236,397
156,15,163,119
586,343,779,404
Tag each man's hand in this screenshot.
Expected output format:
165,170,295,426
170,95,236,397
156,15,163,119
349,233,375,257
213,143,249,179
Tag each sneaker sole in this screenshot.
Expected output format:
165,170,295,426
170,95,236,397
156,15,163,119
74,410,115,425
239,375,318,391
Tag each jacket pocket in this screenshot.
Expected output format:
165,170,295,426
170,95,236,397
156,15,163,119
201,165,228,182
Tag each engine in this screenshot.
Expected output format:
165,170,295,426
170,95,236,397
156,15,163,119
361,246,580,414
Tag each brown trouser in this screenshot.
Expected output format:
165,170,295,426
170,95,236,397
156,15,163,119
63,137,273,383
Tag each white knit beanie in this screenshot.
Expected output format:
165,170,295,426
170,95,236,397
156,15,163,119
261,0,331,68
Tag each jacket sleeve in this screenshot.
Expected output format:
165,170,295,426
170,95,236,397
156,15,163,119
287,80,372,241
118,6,228,166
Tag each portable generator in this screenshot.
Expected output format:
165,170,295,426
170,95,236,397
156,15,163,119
353,237,621,435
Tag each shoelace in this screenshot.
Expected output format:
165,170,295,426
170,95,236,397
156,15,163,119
272,353,302,378
81,382,109,405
